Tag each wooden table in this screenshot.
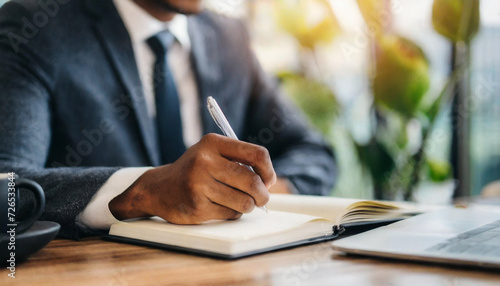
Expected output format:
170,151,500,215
1,237,500,285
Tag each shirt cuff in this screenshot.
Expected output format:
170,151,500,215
76,167,153,230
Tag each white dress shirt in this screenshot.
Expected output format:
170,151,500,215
77,0,202,229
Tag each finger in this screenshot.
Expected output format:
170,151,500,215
205,180,256,213
204,201,243,221
205,134,277,189
208,157,270,207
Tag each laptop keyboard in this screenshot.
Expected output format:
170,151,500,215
427,220,500,257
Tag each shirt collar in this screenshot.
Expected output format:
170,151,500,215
113,0,190,49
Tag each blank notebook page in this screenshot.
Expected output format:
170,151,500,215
114,209,329,242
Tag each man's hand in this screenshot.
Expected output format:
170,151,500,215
109,133,276,224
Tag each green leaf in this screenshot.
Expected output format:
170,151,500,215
354,138,396,186
278,72,339,135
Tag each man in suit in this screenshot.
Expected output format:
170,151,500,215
0,0,336,239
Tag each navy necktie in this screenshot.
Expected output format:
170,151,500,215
147,31,186,164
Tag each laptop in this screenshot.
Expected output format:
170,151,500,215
332,207,500,269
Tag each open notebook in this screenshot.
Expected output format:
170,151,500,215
107,194,418,259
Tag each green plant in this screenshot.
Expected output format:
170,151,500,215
350,0,477,200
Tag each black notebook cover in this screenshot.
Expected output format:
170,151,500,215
103,218,401,260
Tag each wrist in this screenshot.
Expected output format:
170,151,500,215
108,169,153,220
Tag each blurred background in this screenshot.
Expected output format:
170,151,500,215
1,0,499,202
203,0,500,202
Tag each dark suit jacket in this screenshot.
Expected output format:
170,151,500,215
0,0,336,239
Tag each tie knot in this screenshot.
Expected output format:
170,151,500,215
147,30,175,57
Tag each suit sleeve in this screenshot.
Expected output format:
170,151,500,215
239,24,338,196
0,2,119,239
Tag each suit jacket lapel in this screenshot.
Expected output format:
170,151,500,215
84,0,160,166
188,16,223,135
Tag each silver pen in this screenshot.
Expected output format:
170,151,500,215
206,96,269,213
